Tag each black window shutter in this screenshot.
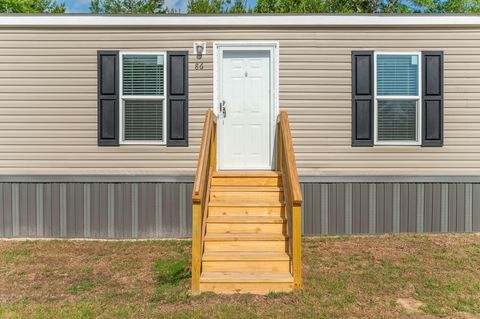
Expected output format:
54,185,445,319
167,51,189,147
422,51,444,147
97,51,119,146
352,51,374,146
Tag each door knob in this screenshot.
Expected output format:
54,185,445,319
220,100,226,118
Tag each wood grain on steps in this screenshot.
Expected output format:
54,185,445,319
202,252,290,272
206,215,287,234
199,282,294,294
212,171,281,177
211,172,282,187
207,216,286,224
203,251,290,261
208,200,284,207
208,205,284,217
204,240,288,252
210,192,284,202
200,271,293,283
209,186,283,192
200,272,294,293
204,233,288,241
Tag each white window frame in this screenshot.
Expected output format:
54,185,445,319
374,51,422,146
119,52,167,145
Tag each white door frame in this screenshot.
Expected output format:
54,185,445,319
213,41,279,170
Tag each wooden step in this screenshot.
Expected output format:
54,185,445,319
203,251,290,261
209,201,284,207
202,252,290,272
199,272,293,294
205,241,288,252
210,191,284,202
207,216,286,224
201,271,293,283
210,186,283,192
208,203,285,220
207,223,285,234
205,233,288,241
212,172,282,187
209,204,285,217
213,171,281,177
206,216,286,234
204,233,289,252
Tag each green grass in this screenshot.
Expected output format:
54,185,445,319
3,245,32,264
153,259,191,284
150,259,191,303
68,277,100,295
0,234,479,318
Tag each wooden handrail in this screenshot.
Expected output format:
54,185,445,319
193,110,216,202
191,109,217,294
277,112,302,204
276,111,302,289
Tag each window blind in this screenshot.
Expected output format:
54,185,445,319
377,55,418,96
377,100,417,141
123,55,164,96
124,101,163,141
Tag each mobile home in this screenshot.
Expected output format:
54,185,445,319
0,14,479,293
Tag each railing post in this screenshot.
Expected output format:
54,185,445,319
276,122,282,170
292,203,302,289
192,110,217,295
191,200,202,294
277,111,302,290
210,124,217,170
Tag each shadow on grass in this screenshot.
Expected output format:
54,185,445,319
150,259,191,304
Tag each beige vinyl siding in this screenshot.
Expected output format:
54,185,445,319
0,27,479,176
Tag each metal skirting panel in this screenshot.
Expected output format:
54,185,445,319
302,183,480,235
0,182,192,239
0,182,479,238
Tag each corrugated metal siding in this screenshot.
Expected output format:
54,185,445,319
302,182,480,235
0,27,479,175
0,182,192,238
0,181,478,238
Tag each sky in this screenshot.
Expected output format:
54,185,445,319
64,0,258,13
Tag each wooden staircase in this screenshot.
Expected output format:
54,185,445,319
201,171,292,294
192,110,302,294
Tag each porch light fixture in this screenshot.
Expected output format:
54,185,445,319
194,41,206,55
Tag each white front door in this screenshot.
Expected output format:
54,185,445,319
218,48,273,170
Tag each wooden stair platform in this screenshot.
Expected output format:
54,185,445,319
199,171,293,294
207,216,286,223
203,251,290,261
200,272,294,294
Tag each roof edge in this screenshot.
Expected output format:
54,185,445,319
0,14,480,27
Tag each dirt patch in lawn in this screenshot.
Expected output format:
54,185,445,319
397,298,424,314
0,234,479,319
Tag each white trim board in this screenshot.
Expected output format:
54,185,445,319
1,15,480,27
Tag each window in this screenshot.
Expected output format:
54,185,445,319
374,53,421,145
120,52,166,144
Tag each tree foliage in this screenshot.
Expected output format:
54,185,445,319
228,0,248,12
187,0,224,13
87,0,480,14
90,0,167,13
186,0,249,13
254,0,480,13
0,0,65,13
